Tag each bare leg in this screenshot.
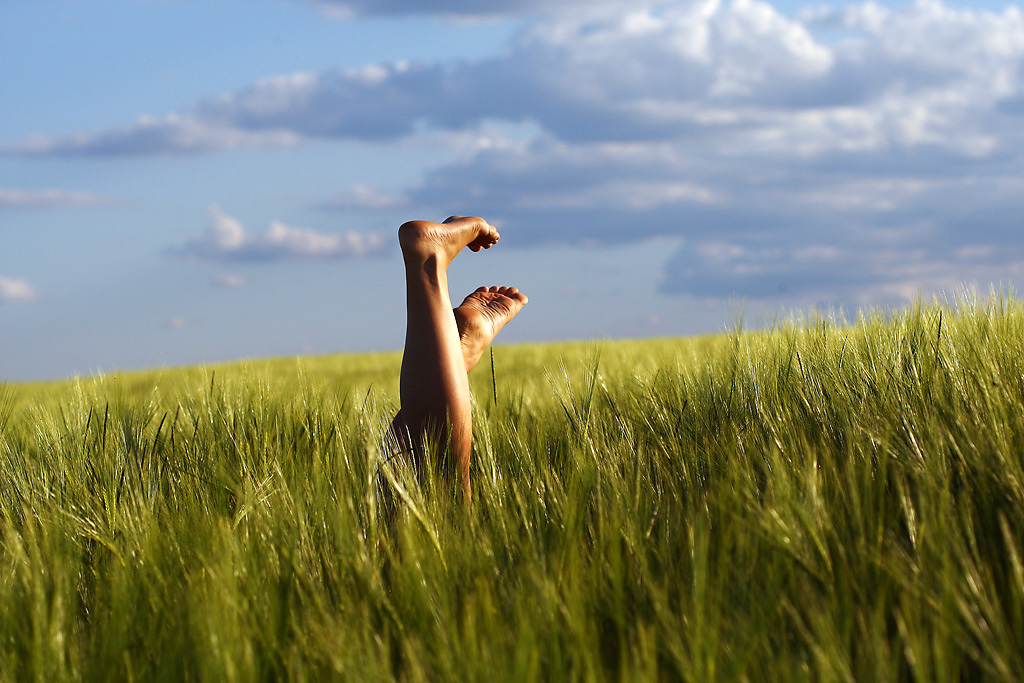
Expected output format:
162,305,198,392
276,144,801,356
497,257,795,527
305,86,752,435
396,216,500,502
387,284,528,488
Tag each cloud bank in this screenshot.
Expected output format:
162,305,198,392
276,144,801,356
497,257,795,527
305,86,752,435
177,205,389,262
14,0,1024,303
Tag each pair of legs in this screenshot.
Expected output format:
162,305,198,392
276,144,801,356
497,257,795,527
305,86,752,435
390,216,527,503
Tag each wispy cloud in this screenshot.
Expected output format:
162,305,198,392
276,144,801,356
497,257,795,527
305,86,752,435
0,277,38,303
0,187,113,209
316,184,409,211
7,115,302,157
176,205,390,262
302,0,638,19
212,273,247,288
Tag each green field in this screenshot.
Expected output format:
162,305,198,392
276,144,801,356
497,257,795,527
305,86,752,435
2,296,1023,681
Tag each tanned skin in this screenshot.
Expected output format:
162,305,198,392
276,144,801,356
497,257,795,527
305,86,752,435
391,215,527,503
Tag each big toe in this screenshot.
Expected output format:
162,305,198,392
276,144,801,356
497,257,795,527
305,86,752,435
494,286,526,305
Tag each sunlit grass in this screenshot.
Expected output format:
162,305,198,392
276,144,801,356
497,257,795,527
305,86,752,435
2,294,1023,681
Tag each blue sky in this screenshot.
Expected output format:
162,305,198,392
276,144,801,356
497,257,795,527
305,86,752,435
2,0,1023,381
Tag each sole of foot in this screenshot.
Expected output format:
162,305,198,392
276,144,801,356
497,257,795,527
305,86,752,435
455,286,528,371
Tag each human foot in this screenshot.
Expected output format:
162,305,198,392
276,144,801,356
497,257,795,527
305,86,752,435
454,286,528,372
398,216,500,268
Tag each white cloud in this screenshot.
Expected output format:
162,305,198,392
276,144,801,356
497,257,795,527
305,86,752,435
12,0,1022,163
12,1,1024,156
178,205,390,262
0,187,112,209
0,277,38,303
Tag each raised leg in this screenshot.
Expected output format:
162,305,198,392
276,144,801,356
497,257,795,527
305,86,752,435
396,216,500,502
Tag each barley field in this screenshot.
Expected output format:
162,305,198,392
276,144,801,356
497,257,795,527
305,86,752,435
2,295,1023,681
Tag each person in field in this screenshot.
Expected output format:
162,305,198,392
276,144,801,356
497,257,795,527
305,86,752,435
383,215,527,504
